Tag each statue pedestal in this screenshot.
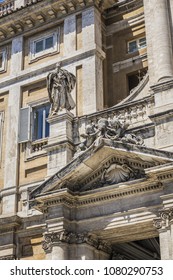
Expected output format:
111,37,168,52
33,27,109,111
46,109,74,177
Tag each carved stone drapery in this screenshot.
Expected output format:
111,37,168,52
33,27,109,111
153,207,173,230
47,63,76,116
42,231,112,255
76,116,144,156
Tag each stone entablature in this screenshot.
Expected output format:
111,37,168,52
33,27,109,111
29,139,173,207
0,0,116,42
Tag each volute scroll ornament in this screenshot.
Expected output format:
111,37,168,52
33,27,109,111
153,207,173,230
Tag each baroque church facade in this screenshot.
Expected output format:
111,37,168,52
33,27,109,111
0,0,173,260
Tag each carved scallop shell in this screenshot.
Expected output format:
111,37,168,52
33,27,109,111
102,163,133,185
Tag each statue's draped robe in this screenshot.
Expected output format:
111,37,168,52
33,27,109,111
47,68,76,113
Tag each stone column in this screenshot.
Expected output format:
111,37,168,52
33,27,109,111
153,207,173,259
143,0,173,83
46,110,74,177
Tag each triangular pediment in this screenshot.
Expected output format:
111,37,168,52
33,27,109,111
30,140,173,200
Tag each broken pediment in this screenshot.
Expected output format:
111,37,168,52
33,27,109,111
30,139,173,200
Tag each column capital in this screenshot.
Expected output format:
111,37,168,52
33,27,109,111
42,230,112,255
153,207,173,230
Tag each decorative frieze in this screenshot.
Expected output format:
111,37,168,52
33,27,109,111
30,181,163,213
153,207,173,230
74,96,154,144
42,231,112,255
75,115,145,156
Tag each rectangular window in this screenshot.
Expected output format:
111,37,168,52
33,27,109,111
0,111,4,165
33,104,50,141
139,37,146,49
128,40,137,53
30,30,60,60
35,40,44,53
0,49,6,72
128,37,146,53
0,53,3,68
45,36,54,50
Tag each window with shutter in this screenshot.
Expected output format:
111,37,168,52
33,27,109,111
18,107,30,143
32,105,50,141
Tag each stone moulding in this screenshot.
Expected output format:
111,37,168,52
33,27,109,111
29,138,173,200
0,0,117,41
0,215,21,234
31,181,163,212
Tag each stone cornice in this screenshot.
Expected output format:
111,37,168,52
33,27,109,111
30,180,163,212
29,139,173,200
0,0,116,42
150,79,173,94
103,0,143,18
149,109,173,122
0,46,105,91
0,215,21,233
42,230,112,254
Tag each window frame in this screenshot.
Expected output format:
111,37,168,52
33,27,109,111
0,111,4,166
29,29,60,61
127,37,146,54
0,49,7,73
32,103,50,142
19,99,50,159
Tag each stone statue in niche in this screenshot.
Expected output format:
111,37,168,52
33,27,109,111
76,116,144,154
47,62,76,116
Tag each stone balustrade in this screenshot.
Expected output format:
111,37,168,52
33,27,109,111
31,139,48,153
76,96,153,128
73,96,154,146
0,0,14,16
